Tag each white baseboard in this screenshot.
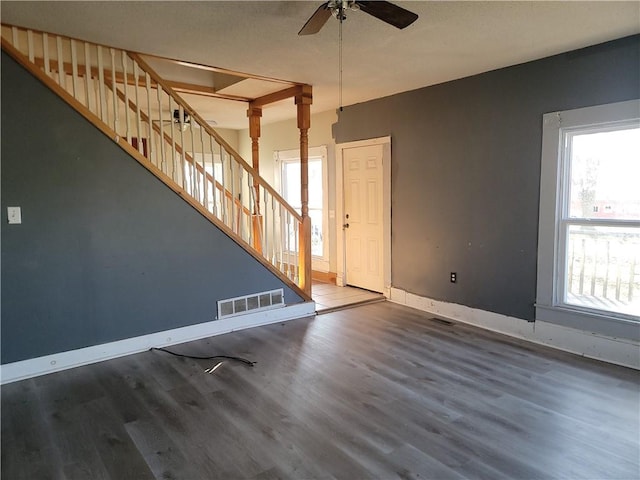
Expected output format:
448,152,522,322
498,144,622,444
390,288,639,370
0,301,316,385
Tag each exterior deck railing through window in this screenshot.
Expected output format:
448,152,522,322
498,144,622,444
566,228,640,317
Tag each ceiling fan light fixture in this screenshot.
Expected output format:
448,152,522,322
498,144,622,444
331,6,347,21
173,109,190,124
173,109,193,131
171,109,191,131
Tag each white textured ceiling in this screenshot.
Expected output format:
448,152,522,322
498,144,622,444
2,1,639,129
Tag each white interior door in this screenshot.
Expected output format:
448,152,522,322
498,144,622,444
343,144,384,292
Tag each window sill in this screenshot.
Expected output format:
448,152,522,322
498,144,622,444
535,303,640,341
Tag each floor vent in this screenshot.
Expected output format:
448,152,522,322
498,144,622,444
430,317,455,326
217,289,284,320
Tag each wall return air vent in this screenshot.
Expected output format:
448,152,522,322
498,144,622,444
217,289,285,320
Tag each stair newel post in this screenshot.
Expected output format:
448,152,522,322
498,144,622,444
296,85,313,296
248,105,263,253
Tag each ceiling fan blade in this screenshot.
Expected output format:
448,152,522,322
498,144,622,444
356,1,418,29
298,2,332,35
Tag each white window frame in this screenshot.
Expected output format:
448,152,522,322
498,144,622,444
274,145,329,271
536,99,640,340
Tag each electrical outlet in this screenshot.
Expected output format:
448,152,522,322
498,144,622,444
450,272,457,283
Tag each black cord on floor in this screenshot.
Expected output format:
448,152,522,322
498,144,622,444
150,347,255,367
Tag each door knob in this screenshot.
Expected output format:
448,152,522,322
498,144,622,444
343,223,350,229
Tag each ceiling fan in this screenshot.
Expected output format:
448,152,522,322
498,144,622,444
150,109,193,132
299,1,418,111
298,0,418,35
171,109,192,131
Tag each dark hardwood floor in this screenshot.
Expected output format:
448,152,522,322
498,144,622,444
2,301,639,479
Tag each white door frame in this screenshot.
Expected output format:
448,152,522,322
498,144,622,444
336,136,391,297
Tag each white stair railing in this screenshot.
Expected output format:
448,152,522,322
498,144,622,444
1,24,306,292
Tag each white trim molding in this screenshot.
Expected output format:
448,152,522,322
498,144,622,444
390,288,639,370
0,301,316,385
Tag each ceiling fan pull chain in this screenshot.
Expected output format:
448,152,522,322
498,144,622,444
339,8,343,112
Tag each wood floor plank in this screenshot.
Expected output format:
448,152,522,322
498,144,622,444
1,379,66,479
124,417,202,480
37,394,111,480
2,301,638,479
206,389,336,480
78,397,156,480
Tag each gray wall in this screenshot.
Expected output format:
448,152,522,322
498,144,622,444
333,35,640,321
1,52,302,364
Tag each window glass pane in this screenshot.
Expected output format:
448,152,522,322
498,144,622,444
309,208,323,257
569,127,640,220
565,224,640,317
308,159,323,209
283,162,301,208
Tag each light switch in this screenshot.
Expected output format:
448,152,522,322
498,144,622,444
7,206,22,224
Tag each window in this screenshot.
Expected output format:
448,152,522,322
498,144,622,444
537,100,640,337
561,127,640,316
275,146,329,264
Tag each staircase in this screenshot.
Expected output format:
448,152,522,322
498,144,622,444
1,25,311,300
